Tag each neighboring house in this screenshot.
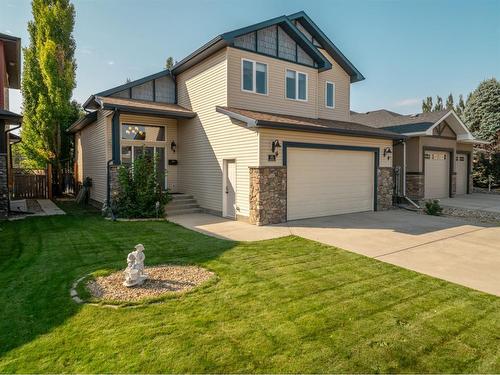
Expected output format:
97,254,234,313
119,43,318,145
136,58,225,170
351,109,483,200
0,33,22,219
71,12,480,225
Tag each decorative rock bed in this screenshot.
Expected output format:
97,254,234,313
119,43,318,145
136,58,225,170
85,265,214,303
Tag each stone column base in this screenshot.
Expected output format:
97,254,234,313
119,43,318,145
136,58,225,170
406,174,424,200
0,154,8,220
377,167,394,210
249,166,287,226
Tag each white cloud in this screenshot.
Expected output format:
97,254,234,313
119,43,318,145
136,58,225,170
107,60,115,66
394,98,420,107
79,47,93,55
4,30,12,34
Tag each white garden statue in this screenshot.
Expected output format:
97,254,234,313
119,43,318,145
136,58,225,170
123,244,148,287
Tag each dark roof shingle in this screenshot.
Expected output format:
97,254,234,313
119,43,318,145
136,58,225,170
217,107,405,140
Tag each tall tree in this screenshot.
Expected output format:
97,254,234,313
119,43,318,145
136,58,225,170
464,78,500,141
446,93,454,110
20,0,77,173
433,96,444,111
422,96,433,112
455,94,466,118
165,56,174,70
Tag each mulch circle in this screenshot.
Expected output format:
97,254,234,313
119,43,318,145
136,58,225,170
86,265,215,302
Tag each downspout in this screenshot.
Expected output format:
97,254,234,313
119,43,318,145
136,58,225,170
105,109,120,220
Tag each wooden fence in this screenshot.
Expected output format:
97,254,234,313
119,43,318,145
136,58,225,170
12,169,49,199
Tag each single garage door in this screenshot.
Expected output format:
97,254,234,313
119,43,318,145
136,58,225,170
424,150,449,199
287,147,374,220
456,154,468,195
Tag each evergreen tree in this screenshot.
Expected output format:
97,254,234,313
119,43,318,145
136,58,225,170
446,93,454,110
165,56,174,70
20,0,77,173
464,78,500,141
422,96,433,112
433,96,444,111
455,94,466,118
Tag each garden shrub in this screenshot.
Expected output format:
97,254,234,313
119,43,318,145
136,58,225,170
424,199,443,216
114,153,170,218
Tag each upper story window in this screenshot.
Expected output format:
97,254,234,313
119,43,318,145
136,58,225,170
286,69,307,101
325,81,335,109
241,59,267,95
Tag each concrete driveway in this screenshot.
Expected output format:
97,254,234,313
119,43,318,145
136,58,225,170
170,210,500,296
439,193,500,214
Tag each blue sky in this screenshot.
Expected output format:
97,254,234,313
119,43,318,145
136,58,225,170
2,0,499,115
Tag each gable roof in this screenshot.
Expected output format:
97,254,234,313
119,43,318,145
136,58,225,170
351,109,449,129
217,106,404,140
172,12,363,81
287,12,365,83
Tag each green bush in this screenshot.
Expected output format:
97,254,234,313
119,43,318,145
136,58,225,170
114,153,170,218
424,199,443,216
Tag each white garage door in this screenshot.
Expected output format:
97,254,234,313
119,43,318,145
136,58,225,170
424,151,449,199
287,148,374,221
456,154,468,195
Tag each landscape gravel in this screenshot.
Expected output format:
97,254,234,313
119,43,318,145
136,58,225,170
87,265,214,302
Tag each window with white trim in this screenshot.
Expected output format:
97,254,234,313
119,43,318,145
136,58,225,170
325,81,335,108
285,69,307,101
241,59,267,95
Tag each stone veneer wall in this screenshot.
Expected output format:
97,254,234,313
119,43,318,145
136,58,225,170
406,174,424,200
109,164,120,207
451,173,457,197
0,154,8,219
249,166,287,225
377,167,394,210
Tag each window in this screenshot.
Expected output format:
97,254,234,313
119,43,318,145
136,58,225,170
120,123,167,190
121,124,165,141
241,59,267,95
285,69,307,101
325,81,335,108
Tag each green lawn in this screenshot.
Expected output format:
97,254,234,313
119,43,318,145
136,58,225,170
0,202,498,373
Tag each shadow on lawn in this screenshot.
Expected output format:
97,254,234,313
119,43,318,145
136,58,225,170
0,201,235,357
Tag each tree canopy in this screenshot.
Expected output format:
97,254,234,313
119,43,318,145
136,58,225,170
20,0,77,169
464,78,500,142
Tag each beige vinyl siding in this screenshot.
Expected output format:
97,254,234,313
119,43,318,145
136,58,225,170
177,48,258,217
119,114,178,192
258,128,393,168
317,48,350,121
79,110,109,203
227,47,318,118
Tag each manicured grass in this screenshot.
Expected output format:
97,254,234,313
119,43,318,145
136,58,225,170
0,202,498,373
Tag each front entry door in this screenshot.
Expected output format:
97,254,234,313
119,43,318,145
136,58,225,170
223,160,236,218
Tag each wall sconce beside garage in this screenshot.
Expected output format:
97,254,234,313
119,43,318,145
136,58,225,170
383,146,392,160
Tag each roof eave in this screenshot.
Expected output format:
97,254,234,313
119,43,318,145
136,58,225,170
0,33,21,89
255,121,405,140
101,103,196,119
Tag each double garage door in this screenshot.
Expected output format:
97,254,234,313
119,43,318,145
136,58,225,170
287,147,375,221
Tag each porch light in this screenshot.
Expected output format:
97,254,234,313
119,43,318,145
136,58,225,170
383,146,392,159
272,140,281,156
170,140,177,153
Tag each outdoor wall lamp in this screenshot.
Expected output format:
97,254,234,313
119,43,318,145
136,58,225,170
383,146,392,159
170,140,177,153
272,140,281,156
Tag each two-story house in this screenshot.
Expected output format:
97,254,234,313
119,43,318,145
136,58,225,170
0,33,22,219
69,12,408,225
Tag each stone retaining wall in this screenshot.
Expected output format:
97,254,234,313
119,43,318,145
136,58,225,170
249,166,287,226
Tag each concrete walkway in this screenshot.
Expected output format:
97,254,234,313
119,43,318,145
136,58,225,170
170,210,500,296
439,193,500,213
37,199,65,216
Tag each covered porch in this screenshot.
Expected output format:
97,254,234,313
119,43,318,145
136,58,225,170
73,96,196,199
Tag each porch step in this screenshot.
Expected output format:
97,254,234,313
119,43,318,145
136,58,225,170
165,194,201,216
